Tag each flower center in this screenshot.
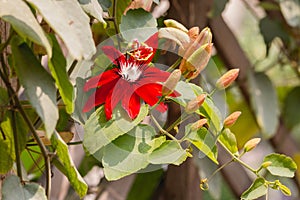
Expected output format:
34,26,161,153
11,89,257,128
119,61,142,82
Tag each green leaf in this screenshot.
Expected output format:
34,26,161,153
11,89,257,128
283,86,300,129
2,175,47,200
149,140,188,165
184,126,218,164
102,125,156,180
120,8,157,42
171,81,223,134
27,0,96,60
0,140,13,174
0,0,52,56
72,77,90,124
263,153,297,178
48,34,74,114
126,169,164,200
248,72,279,138
51,131,87,198
11,39,58,138
79,0,107,26
219,128,238,155
83,104,149,155
259,16,289,45
0,86,8,106
241,178,268,200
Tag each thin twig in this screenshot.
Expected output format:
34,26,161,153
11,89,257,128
0,63,51,198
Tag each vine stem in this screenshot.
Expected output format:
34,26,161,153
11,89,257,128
0,63,51,198
112,0,121,49
207,159,233,182
150,114,178,142
218,140,257,174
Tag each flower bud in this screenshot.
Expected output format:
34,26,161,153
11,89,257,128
188,27,199,41
162,69,181,96
185,94,206,114
224,111,242,127
164,19,189,33
158,27,190,50
180,43,212,79
261,161,272,168
243,138,261,153
216,69,240,89
191,118,208,131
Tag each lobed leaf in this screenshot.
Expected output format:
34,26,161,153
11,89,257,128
102,125,157,180
83,104,149,155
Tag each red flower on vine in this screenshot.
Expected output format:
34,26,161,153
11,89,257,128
83,34,179,120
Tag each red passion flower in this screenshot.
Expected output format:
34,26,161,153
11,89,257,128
83,33,179,120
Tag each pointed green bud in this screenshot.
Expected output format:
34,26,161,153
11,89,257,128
162,69,181,96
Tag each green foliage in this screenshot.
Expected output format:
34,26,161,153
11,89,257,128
219,128,239,155
241,178,267,200
51,131,88,198
48,34,74,114
263,153,297,178
27,0,96,60
2,175,47,200
83,104,149,155
0,0,52,56
184,126,218,164
248,72,279,138
11,38,58,138
120,8,157,42
0,1,298,199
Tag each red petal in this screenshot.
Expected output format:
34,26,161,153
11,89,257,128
84,69,119,91
122,92,141,119
82,79,118,112
110,79,130,110
135,83,162,106
141,67,171,83
101,46,125,65
145,32,158,51
104,90,113,120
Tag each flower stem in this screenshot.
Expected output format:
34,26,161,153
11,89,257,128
207,159,233,182
166,112,189,133
218,140,257,174
150,114,178,142
167,58,182,72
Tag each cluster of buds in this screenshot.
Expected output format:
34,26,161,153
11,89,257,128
159,19,213,79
